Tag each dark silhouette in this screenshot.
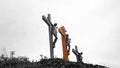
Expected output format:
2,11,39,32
66,34,71,55
72,46,83,63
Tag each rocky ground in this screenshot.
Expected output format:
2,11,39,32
25,58,108,68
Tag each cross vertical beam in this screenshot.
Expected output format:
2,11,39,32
58,26,69,61
42,14,57,59
72,46,83,63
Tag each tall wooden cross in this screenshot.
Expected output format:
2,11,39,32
42,14,58,58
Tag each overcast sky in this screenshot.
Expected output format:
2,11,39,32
0,0,120,68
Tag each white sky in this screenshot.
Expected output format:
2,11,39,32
0,0,120,68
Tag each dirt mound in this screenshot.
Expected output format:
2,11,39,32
25,58,108,68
